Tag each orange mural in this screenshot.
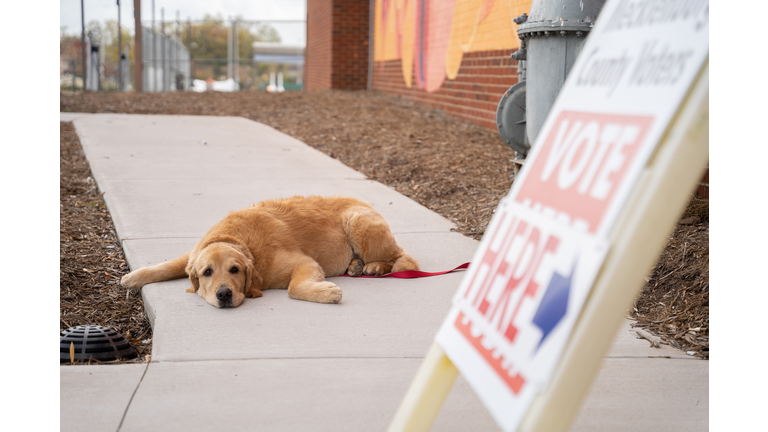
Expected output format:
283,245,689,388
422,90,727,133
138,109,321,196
374,0,533,91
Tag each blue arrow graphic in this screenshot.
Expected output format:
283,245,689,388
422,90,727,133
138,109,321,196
531,265,575,353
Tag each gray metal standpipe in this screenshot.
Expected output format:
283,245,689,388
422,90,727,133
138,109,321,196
497,0,606,157
87,32,101,92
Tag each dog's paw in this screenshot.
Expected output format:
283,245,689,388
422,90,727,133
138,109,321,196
363,261,393,276
347,258,364,277
316,282,343,304
120,272,143,290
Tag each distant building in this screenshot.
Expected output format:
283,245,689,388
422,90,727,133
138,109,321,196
252,42,305,90
60,39,83,76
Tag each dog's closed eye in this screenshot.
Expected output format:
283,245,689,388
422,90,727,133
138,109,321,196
230,266,239,274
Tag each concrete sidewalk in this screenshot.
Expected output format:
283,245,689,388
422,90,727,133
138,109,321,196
60,113,708,432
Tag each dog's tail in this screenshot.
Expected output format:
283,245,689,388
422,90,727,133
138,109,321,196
392,252,420,273
121,252,190,290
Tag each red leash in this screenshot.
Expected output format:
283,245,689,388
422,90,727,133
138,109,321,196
339,262,470,279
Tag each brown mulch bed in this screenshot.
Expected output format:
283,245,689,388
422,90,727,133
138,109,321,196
61,90,516,239
60,122,152,364
60,90,708,360
631,196,709,359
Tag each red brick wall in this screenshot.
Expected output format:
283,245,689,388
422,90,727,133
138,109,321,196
331,0,370,90
372,50,519,131
306,0,333,90
697,167,709,199
309,10,712,198
372,51,712,199
306,0,370,90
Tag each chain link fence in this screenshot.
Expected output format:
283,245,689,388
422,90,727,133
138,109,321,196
142,26,191,92
61,18,304,93
61,36,129,92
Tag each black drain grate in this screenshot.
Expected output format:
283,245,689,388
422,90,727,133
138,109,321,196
60,325,137,363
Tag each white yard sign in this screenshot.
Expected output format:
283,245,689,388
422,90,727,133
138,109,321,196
435,1,709,430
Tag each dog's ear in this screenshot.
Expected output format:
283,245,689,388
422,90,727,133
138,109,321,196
243,259,263,298
235,247,262,298
186,274,199,293
227,243,262,298
185,253,199,293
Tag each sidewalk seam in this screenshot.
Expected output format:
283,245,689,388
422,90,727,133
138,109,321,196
120,231,459,242
116,360,151,432
147,355,704,363
603,355,702,360
122,236,202,241
151,356,428,363
101,176,368,181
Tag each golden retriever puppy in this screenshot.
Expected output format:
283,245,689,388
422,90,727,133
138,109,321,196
120,196,419,308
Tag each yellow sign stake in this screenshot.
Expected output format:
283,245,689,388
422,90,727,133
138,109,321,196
387,342,458,432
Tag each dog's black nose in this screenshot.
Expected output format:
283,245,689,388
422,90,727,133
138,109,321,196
216,287,232,301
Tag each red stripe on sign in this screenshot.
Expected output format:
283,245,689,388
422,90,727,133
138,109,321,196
455,311,526,395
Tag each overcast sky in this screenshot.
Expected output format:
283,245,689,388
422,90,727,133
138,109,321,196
60,0,307,46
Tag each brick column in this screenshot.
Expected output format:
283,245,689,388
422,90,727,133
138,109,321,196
372,50,520,131
306,0,371,90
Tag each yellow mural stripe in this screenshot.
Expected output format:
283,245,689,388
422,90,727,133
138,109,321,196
446,0,485,80
400,0,415,88
374,0,532,89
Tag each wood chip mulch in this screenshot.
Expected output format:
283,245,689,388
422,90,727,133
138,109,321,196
60,122,152,365
631,196,709,359
60,90,708,361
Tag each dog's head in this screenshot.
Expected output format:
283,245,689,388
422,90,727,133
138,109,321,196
185,242,263,308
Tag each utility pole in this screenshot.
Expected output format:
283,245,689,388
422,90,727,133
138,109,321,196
227,18,232,80
81,0,86,91
177,10,181,90
134,0,142,92
117,0,122,92
161,8,165,91
152,0,155,91
233,20,239,88
188,16,194,83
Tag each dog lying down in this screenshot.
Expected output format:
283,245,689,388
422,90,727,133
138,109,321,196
120,196,419,308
